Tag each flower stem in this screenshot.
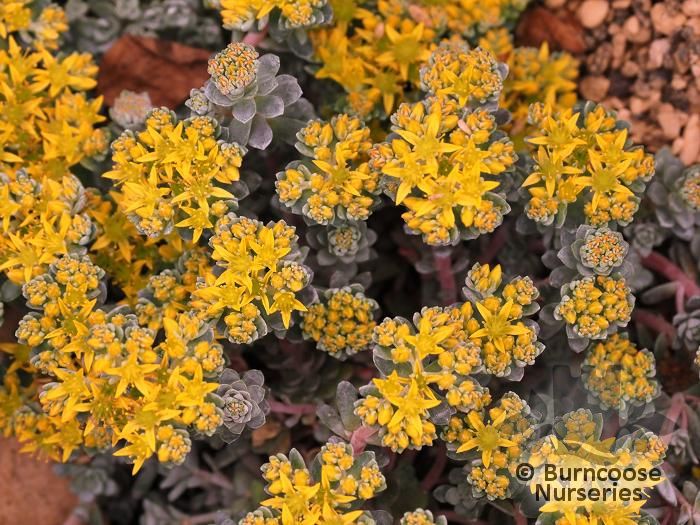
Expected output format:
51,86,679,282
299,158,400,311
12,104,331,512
268,400,317,415
433,248,457,305
632,309,676,344
350,426,378,454
420,444,447,491
642,252,700,299
478,224,508,265
513,505,528,525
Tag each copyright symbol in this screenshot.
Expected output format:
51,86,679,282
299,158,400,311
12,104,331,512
516,463,534,482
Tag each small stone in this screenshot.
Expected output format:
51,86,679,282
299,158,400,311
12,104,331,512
686,17,700,35
671,75,689,90
630,96,652,114
682,0,700,16
648,39,671,69
623,16,652,43
651,3,687,35
611,33,628,68
580,76,611,101
657,105,686,138
578,0,610,28
612,0,632,7
680,114,700,164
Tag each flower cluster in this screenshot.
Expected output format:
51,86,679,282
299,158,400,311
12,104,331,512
0,37,106,181
546,225,632,292
135,248,211,331
239,442,385,524
522,103,654,228
355,305,486,452
109,90,153,130
400,509,447,525
105,108,247,241
442,393,535,500
85,190,183,302
462,263,544,376
276,114,380,225
305,221,378,267
310,0,529,116
354,263,542,452
554,274,634,344
526,410,666,525
188,42,310,149
0,1,67,49
0,171,95,284
301,285,379,359
479,30,579,139
582,333,659,412
372,92,516,245
218,0,331,34
419,43,504,108
193,214,312,342
12,254,228,470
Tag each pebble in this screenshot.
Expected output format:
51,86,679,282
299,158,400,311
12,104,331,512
580,76,610,101
680,115,700,164
682,0,700,17
648,39,671,69
578,0,609,28
657,105,686,138
650,4,687,35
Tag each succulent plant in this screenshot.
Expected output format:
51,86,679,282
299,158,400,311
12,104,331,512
544,225,632,289
109,90,153,129
187,42,313,149
674,297,700,351
648,149,700,241
212,369,269,443
305,221,378,267
66,0,224,54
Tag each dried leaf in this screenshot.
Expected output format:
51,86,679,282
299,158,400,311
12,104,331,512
97,35,212,109
516,6,587,53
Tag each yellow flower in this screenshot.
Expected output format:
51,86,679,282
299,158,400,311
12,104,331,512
376,97,515,246
375,22,432,81
277,114,380,225
455,410,516,466
248,443,385,523
522,104,653,227
104,109,246,241
555,275,633,341
193,215,311,340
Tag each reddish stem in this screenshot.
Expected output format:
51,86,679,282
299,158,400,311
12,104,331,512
632,309,676,344
433,248,457,305
268,400,317,415
513,505,528,525
478,225,509,265
642,252,700,299
349,426,378,454
242,27,268,46
420,444,447,491
193,469,233,490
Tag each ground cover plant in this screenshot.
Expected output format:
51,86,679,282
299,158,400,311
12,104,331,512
1,1,700,524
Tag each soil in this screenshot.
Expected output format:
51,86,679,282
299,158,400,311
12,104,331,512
0,438,77,525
